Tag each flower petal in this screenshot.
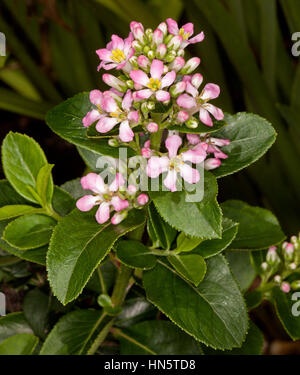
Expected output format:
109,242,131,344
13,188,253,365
81,173,106,194
177,93,196,109
82,109,101,128
96,116,119,133
111,196,129,211
179,164,200,184
96,48,114,62
163,169,178,192
161,71,176,88
150,59,164,80
185,81,198,98
102,96,119,113
147,156,163,178
165,134,182,158
136,89,153,100
182,22,194,36
111,34,124,50
130,69,149,87
76,195,99,212
95,202,111,224
187,134,201,145
109,172,125,192
201,83,220,100
188,32,205,44
90,90,103,106
128,110,139,123
122,90,133,111
182,146,206,164
199,108,213,127
166,18,179,35
156,90,170,102
204,103,224,121
119,120,134,142
204,158,221,170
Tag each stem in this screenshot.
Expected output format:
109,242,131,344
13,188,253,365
150,128,163,151
97,266,107,295
87,317,115,355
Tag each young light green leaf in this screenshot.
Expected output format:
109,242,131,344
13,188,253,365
168,253,206,286
117,320,202,355
151,172,222,239
3,214,56,250
212,113,277,178
0,313,33,344
0,333,39,355
191,218,238,258
143,255,248,350
0,205,43,220
116,240,156,270
221,200,285,250
36,164,54,206
176,232,203,253
47,208,145,304
2,132,53,204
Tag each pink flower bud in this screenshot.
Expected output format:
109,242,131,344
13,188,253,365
157,22,167,36
127,185,137,194
111,211,128,225
180,57,201,74
156,44,167,59
281,282,291,293
147,122,159,133
137,194,149,206
167,35,182,50
177,110,189,123
204,158,221,170
138,55,150,69
169,57,185,72
153,29,164,45
191,73,203,88
102,74,127,92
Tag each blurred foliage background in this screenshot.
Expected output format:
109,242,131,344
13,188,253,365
0,0,299,235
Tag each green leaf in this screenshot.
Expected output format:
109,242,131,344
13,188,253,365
0,205,43,220
45,92,136,158
176,232,203,253
225,250,256,292
245,290,263,310
23,289,49,339
143,255,248,350
211,113,277,178
47,208,145,304
191,218,238,258
147,203,177,249
0,312,33,343
250,250,267,275
272,287,300,340
169,119,226,134
168,254,206,286
117,320,202,355
116,240,156,270
151,172,222,239
221,200,285,250
52,186,75,217
86,122,143,138
2,132,54,204
3,214,56,250
203,321,263,355
0,333,39,355
40,309,110,355
36,164,54,206
61,178,87,200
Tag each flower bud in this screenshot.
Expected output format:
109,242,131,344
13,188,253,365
170,81,186,97
147,101,155,111
129,55,138,67
102,74,127,92
164,34,173,45
147,50,155,60
282,241,288,249
108,138,119,147
111,211,128,225
132,25,146,44
180,57,201,74
204,158,221,170
168,56,185,72
261,262,268,271
126,80,134,89
266,246,281,266
165,51,177,62
152,29,164,46
127,184,137,195
291,280,300,290
146,122,158,133
191,73,203,88
132,41,143,52
137,193,149,206
137,55,150,69
156,44,167,59
177,48,185,57
141,102,149,116
145,28,153,42
167,35,182,50
186,116,198,129
283,243,294,262
143,45,150,54
177,110,189,123
157,22,167,36
281,282,291,293
289,262,297,270
274,275,281,283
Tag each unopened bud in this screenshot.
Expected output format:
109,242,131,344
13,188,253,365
157,22,167,36
169,56,185,72
152,29,164,46
261,262,268,271
266,246,280,266
127,185,137,195
167,35,182,50
186,117,198,129
177,110,189,123
147,50,155,60
129,55,138,67
156,44,167,59
180,57,201,75
143,46,150,54
164,34,173,45
274,275,281,283
145,28,153,41
283,243,294,262
137,55,150,69
165,51,177,62
102,74,127,92
132,41,143,52
137,193,149,206
204,158,221,170
289,262,297,270
281,282,291,293
141,102,149,116
108,138,119,147
147,101,155,110
170,81,186,97
177,48,185,57
126,80,134,89
111,211,128,225
146,122,158,133
191,73,203,88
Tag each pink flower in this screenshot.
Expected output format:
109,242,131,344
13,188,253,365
130,59,176,102
206,137,230,160
146,135,206,192
204,158,221,170
141,140,152,158
281,282,291,294
177,74,224,127
146,122,158,133
96,33,134,72
166,18,204,48
76,173,129,225
137,193,149,205
95,90,139,142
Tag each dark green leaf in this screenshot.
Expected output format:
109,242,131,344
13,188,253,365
47,208,145,304
61,178,87,200
0,312,33,343
116,298,157,328
0,333,39,355
3,214,56,250
221,200,285,250
0,205,43,220
116,240,156,270
168,253,206,286
117,320,202,355
143,255,248,350
169,119,226,134
245,290,263,310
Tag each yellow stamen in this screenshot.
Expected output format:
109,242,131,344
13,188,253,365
111,49,125,63
147,77,161,91
179,28,190,40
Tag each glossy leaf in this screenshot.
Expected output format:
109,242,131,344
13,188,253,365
191,218,238,258
176,232,203,253
116,298,157,329
3,214,56,250
40,309,109,355
151,172,222,239
0,205,43,220
36,164,54,206
221,200,285,250
168,253,206,286
0,313,33,343
47,208,145,304
0,333,38,355
116,240,156,270
45,92,136,158
2,132,53,204
143,255,248,350
169,119,226,134
117,320,202,355
211,113,276,178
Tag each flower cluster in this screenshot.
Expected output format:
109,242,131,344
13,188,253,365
260,234,300,293
78,18,231,224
